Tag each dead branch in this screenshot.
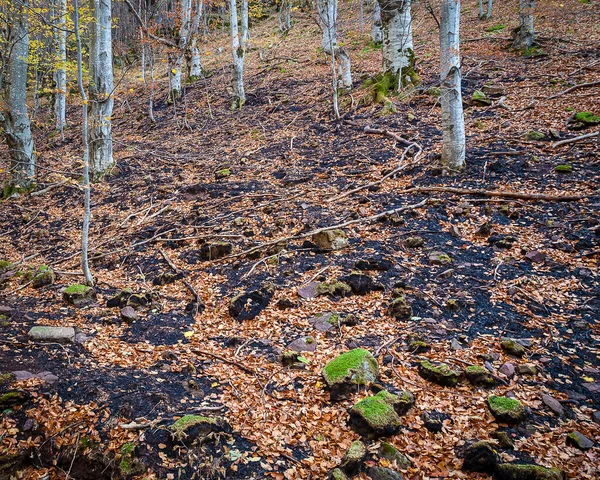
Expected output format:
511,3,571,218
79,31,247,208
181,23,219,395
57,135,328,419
548,79,600,100
552,131,599,148
192,349,263,377
122,0,178,48
404,186,586,202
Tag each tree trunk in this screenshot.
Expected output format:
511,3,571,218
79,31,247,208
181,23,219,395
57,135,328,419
88,0,115,179
440,0,465,169
230,0,246,108
1,0,36,189
170,0,192,99
371,1,383,43
487,0,493,19
478,0,483,18
378,0,417,88
241,0,250,43
54,0,67,132
187,0,203,79
513,0,535,50
278,0,292,33
318,0,352,89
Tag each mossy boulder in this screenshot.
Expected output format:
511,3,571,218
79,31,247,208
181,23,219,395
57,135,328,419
408,339,429,353
63,284,96,307
554,164,572,173
348,391,402,439
366,466,404,480
199,241,233,260
118,442,145,476
472,90,492,106
170,414,227,441
525,131,546,141
0,390,30,410
379,442,411,469
312,229,348,250
214,168,232,179
322,348,379,400
315,281,352,298
493,463,565,480
428,251,452,265
462,440,499,473
465,365,496,387
32,265,55,288
418,360,462,387
375,389,415,416
488,395,526,424
566,431,593,450
339,440,367,475
501,339,526,357
387,296,412,320
329,468,349,480
404,236,424,248
106,288,134,307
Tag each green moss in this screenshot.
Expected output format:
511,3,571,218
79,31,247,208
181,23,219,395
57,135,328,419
0,260,13,269
215,168,232,178
427,87,441,97
486,24,506,32
119,442,142,475
554,164,573,173
315,281,352,297
418,360,462,386
352,392,398,426
466,366,487,374
0,373,16,385
488,395,526,423
525,130,546,141
330,468,349,480
65,284,92,295
500,339,526,357
574,111,600,124
495,463,565,480
322,348,378,386
472,90,492,105
170,414,217,435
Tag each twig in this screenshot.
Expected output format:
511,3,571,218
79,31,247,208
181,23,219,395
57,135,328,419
548,79,600,99
402,186,586,202
192,349,263,377
30,181,69,197
158,248,183,274
552,131,599,148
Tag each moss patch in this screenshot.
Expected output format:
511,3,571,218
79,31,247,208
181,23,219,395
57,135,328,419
64,284,92,295
488,395,526,423
349,391,402,438
574,111,600,124
494,463,565,480
322,348,378,387
554,164,573,173
465,365,496,387
418,360,462,386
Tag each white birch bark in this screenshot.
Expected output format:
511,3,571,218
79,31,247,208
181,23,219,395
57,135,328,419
318,0,352,89
1,0,36,188
54,0,67,132
230,0,246,108
170,0,192,98
513,0,535,49
278,0,292,32
241,0,250,43
378,0,417,88
88,0,115,178
487,0,493,19
371,1,383,43
188,0,203,78
440,0,465,169
478,0,484,18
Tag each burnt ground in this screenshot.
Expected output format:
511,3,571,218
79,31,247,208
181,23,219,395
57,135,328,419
1,1,599,479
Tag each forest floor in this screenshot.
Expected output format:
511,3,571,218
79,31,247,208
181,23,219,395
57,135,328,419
1,1,599,479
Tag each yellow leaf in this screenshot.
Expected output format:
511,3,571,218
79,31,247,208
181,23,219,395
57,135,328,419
211,382,219,387
171,68,178,74
183,331,194,338
582,376,594,382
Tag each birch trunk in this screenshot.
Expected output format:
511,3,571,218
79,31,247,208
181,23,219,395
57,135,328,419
318,0,352,89
241,0,250,43
1,0,36,188
54,0,67,132
230,0,246,108
278,0,292,33
88,0,115,178
188,0,203,79
371,1,383,43
378,0,417,88
513,0,535,50
440,0,465,169
487,0,493,19
170,0,192,99
478,0,483,18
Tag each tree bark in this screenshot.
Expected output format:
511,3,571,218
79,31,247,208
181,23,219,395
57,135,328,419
371,1,383,43
278,0,292,33
53,0,67,133
88,0,115,179
1,0,36,189
230,0,246,108
440,0,465,169
170,0,192,99
513,0,535,49
378,0,417,88
318,0,352,89
187,0,203,79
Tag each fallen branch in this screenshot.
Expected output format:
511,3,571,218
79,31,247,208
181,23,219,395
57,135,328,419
192,349,263,377
548,79,600,100
403,186,586,202
552,131,599,148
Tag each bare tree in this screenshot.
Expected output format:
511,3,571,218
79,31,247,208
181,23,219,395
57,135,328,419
53,0,67,134
278,0,293,33
440,0,465,169
170,0,192,99
230,0,246,108
317,0,352,89
187,0,204,79
371,0,383,43
513,0,535,50
479,0,492,19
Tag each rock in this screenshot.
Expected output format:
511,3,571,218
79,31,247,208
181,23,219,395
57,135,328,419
281,352,307,368
169,414,227,441
525,251,546,263
0,305,12,316
0,373,16,385
366,466,404,480
472,90,492,106
106,288,133,307
376,389,415,416
494,464,565,480
354,258,392,271
554,164,572,173
12,371,58,383
339,440,367,475
276,299,296,310
286,336,317,353
404,236,424,248
314,281,352,298
463,441,499,473
312,229,348,250
63,284,96,307
408,339,429,353
501,339,526,358
199,242,232,260
566,431,593,450
450,338,463,350
465,365,496,387
592,411,600,425
421,411,451,433
418,360,461,387
428,251,452,265
126,293,153,309
298,281,320,299
525,130,546,141
487,395,526,424
541,394,564,416
322,348,379,401
387,296,412,320
0,390,31,409
516,364,537,376
229,285,273,321
120,306,139,323
499,362,516,378
482,84,505,96
379,442,411,469
28,326,75,343
492,431,515,450
348,391,402,439
308,312,336,332
329,468,349,480
152,272,183,285
32,265,55,288
340,273,384,295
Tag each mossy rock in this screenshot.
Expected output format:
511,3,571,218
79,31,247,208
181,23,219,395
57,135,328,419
118,442,146,476
465,365,496,387
32,265,55,288
312,229,348,250
366,466,404,480
418,360,462,387
170,414,226,441
566,431,594,450
387,296,412,320
472,90,492,106
408,339,429,353
0,373,16,385
339,440,367,475
329,468,349,480
574,111,600,125
554,164,572,173
379,442,411,469
463,440,499,473
215,168,232,179
322,348,379,401
106,288,134,307
315,281,352,298
0,390,30,410
487,395,526,424
525,131,546,141
493,463,565,480
500,339,526,358
63,284,96,307
428,251,452,265
375,389,415,416
348,391,402,439
404,236,424,248
199,241,233,260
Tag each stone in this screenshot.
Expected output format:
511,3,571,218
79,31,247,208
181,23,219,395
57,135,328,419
28,326,75,343
462,441,499,473
286,336,317,353
12,371,58,384
106,288,133,307
387,297,412,320
487,395,526,424
152,272,183,286
312,229,348,250
199,242,232,260
375,389,415,416
516,364,537,376
340,273,384,295
472,90,492,106
120,306,139,323
418,360,461,387
499,362,516,378
32,265,55,288
525,251,546,264
229,285,273,321
169,414,227,441
428,251,452,265
276,299,296,310
0,390,31,410
0,305,12,316
421,411,451,433
214,168,231,179
366,466,404,480
525,130,546,141
450,338,463,350
501,339,526,358
541,394,564,416
339,440,366,475
308,312,336,332
354,258,392,271
314,281,352,298
0,373,16,385
329,468,349,480
404,236,424,248
493,464,565,480
592,411,600,425
298,281,320,299
348,391,402,439
465,365,496,387
322,348,379,401
566,431,594,450
492,431,515,449
63,284,96,307
379,442,411,469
